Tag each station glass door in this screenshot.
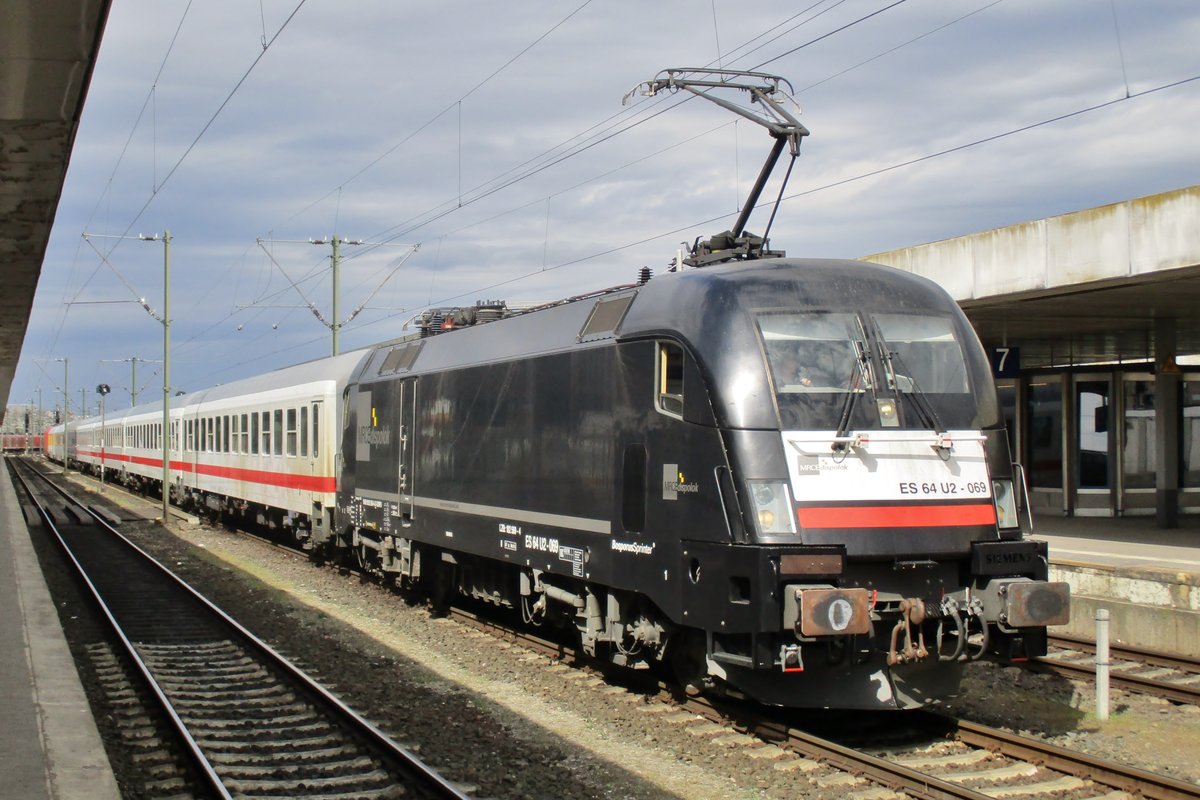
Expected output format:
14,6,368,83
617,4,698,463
1119,373,1156,515
1074,374,1113,516
996,379,1020,463
1026,375,1065,514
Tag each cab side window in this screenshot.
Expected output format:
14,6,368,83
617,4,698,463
656,342,684,418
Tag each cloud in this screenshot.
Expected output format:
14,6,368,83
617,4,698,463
14,0,1200,408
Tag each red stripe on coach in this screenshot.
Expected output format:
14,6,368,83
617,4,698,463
797,503,996,529
82,448,335,493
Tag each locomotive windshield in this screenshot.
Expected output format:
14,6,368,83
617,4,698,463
760,310,979,431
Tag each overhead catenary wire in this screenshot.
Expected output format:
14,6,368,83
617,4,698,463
188,70,1200,386
277,0,598,230
353,72,1200,325
288,0,868,269
36,0,306,381
162,0,1113,376
342,0,910,261
32,2,1185,398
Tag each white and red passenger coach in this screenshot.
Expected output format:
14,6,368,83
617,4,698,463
50,349,367,544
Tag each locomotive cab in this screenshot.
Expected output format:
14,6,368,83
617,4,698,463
618,258,1069,707
334,257,1068,710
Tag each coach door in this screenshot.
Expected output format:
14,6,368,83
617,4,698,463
309,400,324,502
398,378,417,525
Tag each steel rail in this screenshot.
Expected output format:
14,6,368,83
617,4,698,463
9,460,232,799
1048,632,1200,674
13,459,470,800
940,715,1200,800
43,460,1197,799
1035,634,1200,705
1031,656,1200,705
692,697,995,800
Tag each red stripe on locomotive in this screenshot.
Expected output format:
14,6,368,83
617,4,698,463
797,503,997,529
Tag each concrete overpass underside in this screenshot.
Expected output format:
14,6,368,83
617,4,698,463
0,0,110,423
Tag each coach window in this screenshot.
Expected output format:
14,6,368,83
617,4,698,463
251,413,260,455
312,402,320,459
223,415,230,453
274,409,284,456
231,415,240,454
300,406,309,457
286,408,298,456
240,413,249,453
656,341,685,418
261,411,271,455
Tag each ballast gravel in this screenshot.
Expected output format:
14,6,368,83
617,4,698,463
55,478,1200,798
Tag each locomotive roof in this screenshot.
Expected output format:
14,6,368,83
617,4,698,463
357,258,987,430
66,258,983,433
364,258,965,370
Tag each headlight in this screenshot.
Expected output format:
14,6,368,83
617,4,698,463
748,480,796,535
992,479,1019,529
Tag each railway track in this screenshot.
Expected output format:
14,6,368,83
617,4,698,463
450,606,1200,800
35,460,1200,800
11,459,469,800
1033,633,1200,706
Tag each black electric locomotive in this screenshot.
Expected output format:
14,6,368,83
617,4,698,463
334,256,1069,710
47,68,1069,711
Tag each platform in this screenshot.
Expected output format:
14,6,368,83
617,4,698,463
0,458,120,799
1034,514,1200,658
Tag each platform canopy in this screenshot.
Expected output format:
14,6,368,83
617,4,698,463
0,0,110,423
865,186,1200,370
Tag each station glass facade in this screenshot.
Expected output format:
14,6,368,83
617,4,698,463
999,370,1200,517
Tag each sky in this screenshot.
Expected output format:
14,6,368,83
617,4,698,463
12,0,1200,418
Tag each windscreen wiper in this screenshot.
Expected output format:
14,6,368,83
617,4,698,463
833,338,873,448
869,318,946,434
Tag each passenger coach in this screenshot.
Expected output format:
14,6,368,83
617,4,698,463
57,350,367,543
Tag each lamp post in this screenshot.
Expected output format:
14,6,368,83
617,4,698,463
141,230,172,524
97,383,110,488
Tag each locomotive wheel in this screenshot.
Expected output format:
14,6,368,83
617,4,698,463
428,555,455,617
355,542,378,574
667,628,709,697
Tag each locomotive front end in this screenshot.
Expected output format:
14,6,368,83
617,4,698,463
668,260,1070,709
